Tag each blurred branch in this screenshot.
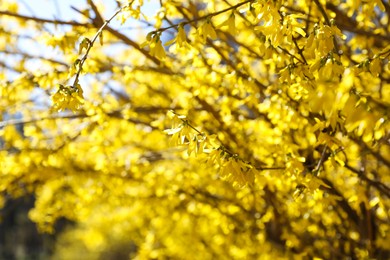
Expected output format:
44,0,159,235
0,106,175,129
326,2,390,44
351,137,390,168
71,1,162,66
320,178,360,226
313,0,340,54
152,0,253,34
71,2,127,88
0,61,23,73
0,10,90,27
345,163,390,198
1,50,68,67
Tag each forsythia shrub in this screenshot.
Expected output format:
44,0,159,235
0,0,389,259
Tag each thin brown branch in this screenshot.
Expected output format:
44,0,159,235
0,109,159,130
104,26,161,66
314,145,328,175
152,0,253,33
1,50,68,67
351,137,390,168
326,3,390,45
344,163,390,198
320,178,361,226
277,45,305,64
0,10,89,27
313,0,340,54
0,61,23,73
75,1,161,66
71,3,126,88
313,0,331,25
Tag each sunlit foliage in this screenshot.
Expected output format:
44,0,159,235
1,0,389,258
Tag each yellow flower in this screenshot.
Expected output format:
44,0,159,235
176,25,189,48
197,20,217,42
219,13,236,35
164,25,190,49
52,84,84,112
149,36,166,60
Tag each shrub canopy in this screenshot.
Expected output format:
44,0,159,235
0,0,389,258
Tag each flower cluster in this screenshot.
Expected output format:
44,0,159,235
51,84,84,112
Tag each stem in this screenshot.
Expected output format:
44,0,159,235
0,10,89,26
151,0,253,34
172,111,285,171
278,45,305,64
313,0,340,54
314,145,328,175
71,6,125,87
0,109,154,129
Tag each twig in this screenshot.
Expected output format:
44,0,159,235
71,4,127,88
1,50,68,67
104,26,161,66
344,164,390,198
0,109,156,129
151,0,253,34
171,111,285,171
278,46,305,64
350,137,390,168
0,61,23,73
292,38,308,64
314,145,328,175
73,1,161,66
0,10,89,27
312,0,340,54
0,114,83,128
256,166,286,171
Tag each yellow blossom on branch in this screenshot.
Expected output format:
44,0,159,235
51,84,84,112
